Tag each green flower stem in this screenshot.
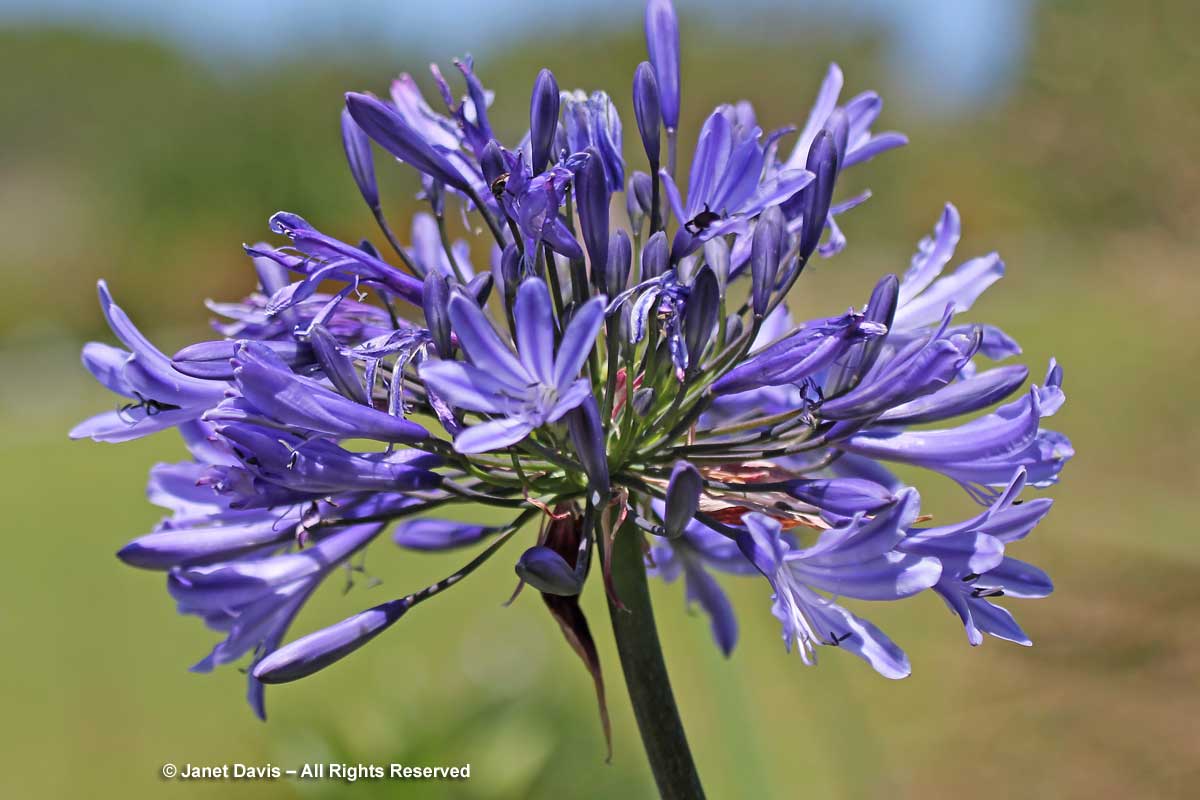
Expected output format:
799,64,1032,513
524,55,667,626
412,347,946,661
607,523,706,800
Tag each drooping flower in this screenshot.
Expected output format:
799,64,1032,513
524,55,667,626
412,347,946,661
71,282,225,443
648,505,752,656
735,494,940,678
899,469,1054,645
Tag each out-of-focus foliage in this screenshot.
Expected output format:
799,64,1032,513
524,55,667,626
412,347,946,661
2,1,1197,798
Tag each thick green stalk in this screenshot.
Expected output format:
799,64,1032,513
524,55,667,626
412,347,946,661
607,525,706,800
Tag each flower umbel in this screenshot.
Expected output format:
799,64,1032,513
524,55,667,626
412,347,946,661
73,0,1073,783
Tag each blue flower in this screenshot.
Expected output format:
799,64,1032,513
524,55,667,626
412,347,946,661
173,518,386,718
660,104,813,257
71,282,225,443
419,278,604,453
900,469,1054,645
736,493,940,678
492,147,586,260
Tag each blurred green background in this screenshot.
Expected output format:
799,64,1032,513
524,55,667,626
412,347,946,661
2,0,1198,797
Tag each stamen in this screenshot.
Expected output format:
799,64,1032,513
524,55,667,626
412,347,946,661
827,630,852,646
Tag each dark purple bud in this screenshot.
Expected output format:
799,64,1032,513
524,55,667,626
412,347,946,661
703,236,730,292
173,339,310,380
423,271,453,356
533,509,610,755
340,108,378,210
683,266,719,370
345,92,470,192
480,139,507,189
818,326,980,420
644,0,680,129
865,272,900,326
798,130,838,261
499,243,523,301
575,148,611,290
607,230,632,297
633,61,661,167
627,171,653,233
515,546,584,595
117,518,293,570
466,272,494,305
786,477,895,516
632,387,655,417
309,324,368,405
253,598,407,684
878,364,1030,426
751,208,784,317
825,273,898,396
642,230,669,279
393,519,496,551
663,460,702,538
529,68,560,174
856,271,899,369
357,238,382,259
567,394,610,499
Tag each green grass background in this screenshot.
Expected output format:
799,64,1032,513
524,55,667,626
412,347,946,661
2,2,1198,797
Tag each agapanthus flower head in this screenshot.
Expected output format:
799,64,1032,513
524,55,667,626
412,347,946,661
74,0,1071,748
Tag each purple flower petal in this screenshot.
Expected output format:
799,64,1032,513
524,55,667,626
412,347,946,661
664,460,702,539
514,278,557,385
253,598,407,684
447,292,531,392
393,519,498,551
345,92,472,192
453,416,535,454
552,296,606,390
418,361,511,414
898,203,961,305
515,546,584,596
681,557,738,656
232,343,428,443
